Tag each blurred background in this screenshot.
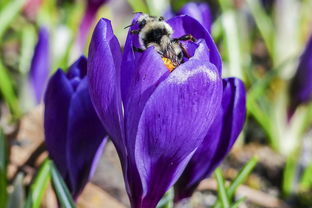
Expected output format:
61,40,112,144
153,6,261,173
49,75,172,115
1,0,312,207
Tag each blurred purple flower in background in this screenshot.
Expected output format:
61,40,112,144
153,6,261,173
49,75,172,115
290,36,312,112
87,13,244,207
44,56,107,199
77,0,110,52
175,78,246,200
29,27,50,104
166,2,212,33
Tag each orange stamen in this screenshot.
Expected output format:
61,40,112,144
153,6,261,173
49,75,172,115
162,57,175,72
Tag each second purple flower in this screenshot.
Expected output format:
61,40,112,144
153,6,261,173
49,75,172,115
44,56,107,199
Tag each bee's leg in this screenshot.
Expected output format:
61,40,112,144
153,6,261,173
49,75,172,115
174,34,197,42
130,29,140,34
133,46,145,53
157,51,164,56
179,43,191,59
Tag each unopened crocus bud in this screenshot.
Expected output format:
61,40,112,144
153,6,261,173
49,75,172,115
44,56,107,199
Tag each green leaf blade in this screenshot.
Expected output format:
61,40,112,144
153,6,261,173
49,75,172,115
215,168,230,208
156,189,174,208
25,159,52,208
0,61,21,118
0,129,7,208
127,0,148,13
228,157,258,198
231,197,247,208
50,162,76,208
0,0,26,40
7,173,25,208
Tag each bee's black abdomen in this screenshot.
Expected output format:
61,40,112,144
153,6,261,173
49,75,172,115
143,28,168,47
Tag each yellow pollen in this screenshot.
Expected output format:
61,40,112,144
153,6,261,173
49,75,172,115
162,57,175,72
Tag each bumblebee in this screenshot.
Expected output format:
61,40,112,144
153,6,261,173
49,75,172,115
127,13,196,71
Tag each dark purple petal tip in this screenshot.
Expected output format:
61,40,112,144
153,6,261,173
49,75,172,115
67,56,87,80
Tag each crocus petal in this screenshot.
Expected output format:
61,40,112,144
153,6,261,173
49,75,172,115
44,69,73,179
175,77,246,200
88,18,125,156
125,41,210,150
121,14,213,103
174,114,222,200
177,2,212,32
121,13,142,104
66,78,107,198
134,59,222,207
190,39,210,62
163,8,174,20
167,15,222,73
123,47,169,205
218,78,246,154
29,27,50,103
67,56,87,79
125,47,169,153
290,36,312,111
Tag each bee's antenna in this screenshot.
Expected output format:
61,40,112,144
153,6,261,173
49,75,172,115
132,11,143,14
124,20,139,29
124,24,133,29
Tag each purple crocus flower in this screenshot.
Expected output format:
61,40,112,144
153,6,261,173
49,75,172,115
174,78,246,200
44,56,107,199
29,27,50,104
289,36,312,112
165,2,212,33
76,0,110,52
87,13,230,208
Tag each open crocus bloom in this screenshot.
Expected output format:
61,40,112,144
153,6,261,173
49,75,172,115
88,14,245,208
44,56,107,199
